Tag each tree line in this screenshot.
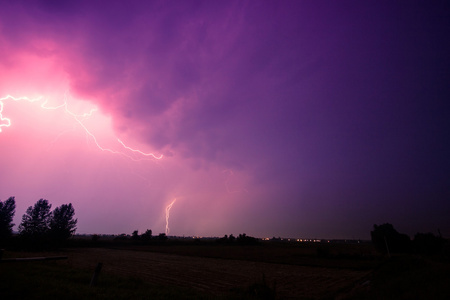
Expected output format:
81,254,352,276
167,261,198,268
112,229,168,242
371,223,446,255
0,197,77,244
217,233,259,245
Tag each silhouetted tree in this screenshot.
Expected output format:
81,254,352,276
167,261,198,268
0,196,16,241
49,203,77,241
371,223,411,254
18,199,52,239
141,229,152,242
132,230,140,240
229,234,236,242
114,233,129,240
158,233,168,240
217,234,241,244
237,233,259,245
92,234,100,242
217,234,231,244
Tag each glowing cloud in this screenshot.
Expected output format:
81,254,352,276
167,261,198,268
0,1,448,239
0,94,162,161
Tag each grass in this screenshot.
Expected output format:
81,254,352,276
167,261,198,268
0,242,379,300
113,241,380,270
0,252,276,300
2,243,449,299
343,255,450,299
0,259,221,300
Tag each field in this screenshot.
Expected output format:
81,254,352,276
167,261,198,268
1,241,450,299
65,247,371,299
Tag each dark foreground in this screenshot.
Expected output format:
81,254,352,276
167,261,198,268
1,242,449,299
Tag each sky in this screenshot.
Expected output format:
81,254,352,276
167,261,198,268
0,1,449,239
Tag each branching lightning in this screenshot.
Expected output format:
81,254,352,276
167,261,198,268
118,139,162,159
165,198,176,235
0,95,43,131
0,94,162,161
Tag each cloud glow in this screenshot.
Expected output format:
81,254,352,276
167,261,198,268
0,1,449,238
0,93,161,160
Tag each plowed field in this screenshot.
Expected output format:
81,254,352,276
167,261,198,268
63,248,370,299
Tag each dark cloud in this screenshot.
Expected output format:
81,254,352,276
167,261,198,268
1,1,449,238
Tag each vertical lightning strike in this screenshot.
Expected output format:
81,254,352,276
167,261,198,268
0,94,162,161
165,198,177,235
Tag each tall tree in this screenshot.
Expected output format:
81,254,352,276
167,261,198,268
141,229,152,241
18,199,52,238
371,223,411,254
0,196,16,240
49,203,77,241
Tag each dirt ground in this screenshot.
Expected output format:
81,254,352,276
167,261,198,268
62,248,370,299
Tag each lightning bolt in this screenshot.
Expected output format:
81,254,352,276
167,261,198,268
165,198,176,235
0,94,162,161
0,95,43,132
117,139,162,160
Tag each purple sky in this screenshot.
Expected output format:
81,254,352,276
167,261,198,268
0,1,449,239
